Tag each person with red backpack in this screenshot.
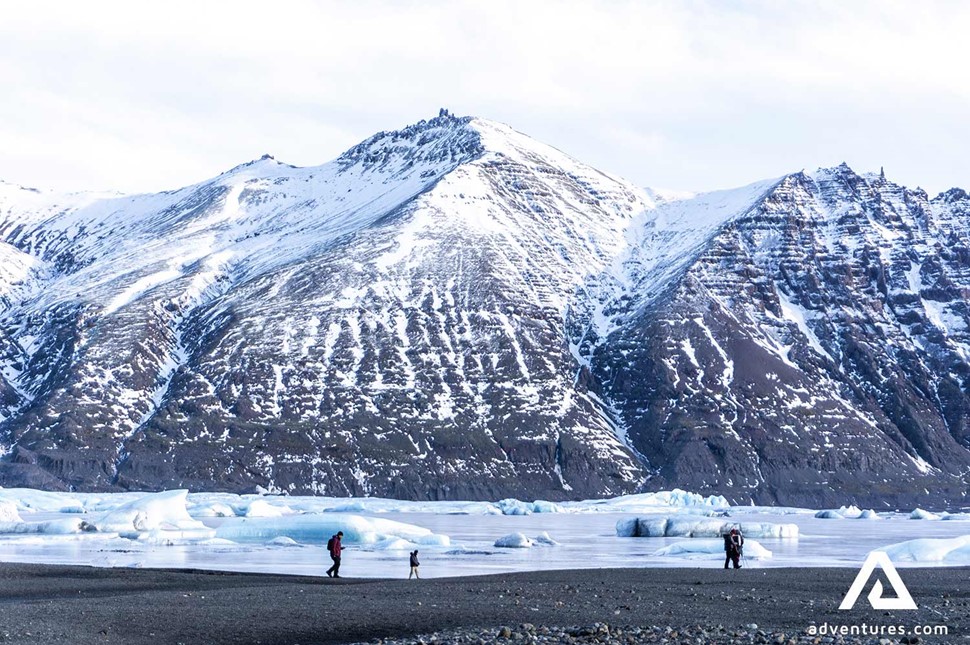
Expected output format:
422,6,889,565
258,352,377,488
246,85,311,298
326,531,343,578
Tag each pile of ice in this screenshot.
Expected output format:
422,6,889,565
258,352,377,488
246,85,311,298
814,506,880,519
494,531,561,548
878,536,970,563
654,538,772,560
616,515,797,538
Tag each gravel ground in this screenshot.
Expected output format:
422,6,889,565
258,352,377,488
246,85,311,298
0,564,965,644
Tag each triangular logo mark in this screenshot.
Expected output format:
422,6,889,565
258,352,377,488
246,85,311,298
839,551,917,610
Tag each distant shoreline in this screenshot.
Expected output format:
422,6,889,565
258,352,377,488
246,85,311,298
0,563,962,644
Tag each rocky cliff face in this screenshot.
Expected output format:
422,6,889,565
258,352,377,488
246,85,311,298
1,115,968,507
577,165,970,506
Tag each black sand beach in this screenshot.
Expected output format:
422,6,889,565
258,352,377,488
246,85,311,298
0,564,966,644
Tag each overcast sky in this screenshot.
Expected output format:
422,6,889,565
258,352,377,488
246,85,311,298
1,1,967,196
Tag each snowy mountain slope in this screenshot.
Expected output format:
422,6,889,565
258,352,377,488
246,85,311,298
2,115,969,506
582,165,970,506
0,113,654,498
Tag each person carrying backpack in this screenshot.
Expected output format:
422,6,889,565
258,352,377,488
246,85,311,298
723,527,743,569
326,531,343,578
409,549,420,579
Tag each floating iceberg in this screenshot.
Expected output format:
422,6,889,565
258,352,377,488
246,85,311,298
493,531,561,548
188,501,236,518
813,510,844,519
494,532,534,548
654,538,772,560
942,513,970,521
0,488,86,514
93,490,211,536
323,501,368,513
910,508,941,520
0,517,100,535
533,531,560,546
214,512,449,547
243,499,292,518
494,499,565,515
814,505,875,519
615,515,797,538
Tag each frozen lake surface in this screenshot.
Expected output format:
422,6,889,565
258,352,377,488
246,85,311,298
0,489,967,579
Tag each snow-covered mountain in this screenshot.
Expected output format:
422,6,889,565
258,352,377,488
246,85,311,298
1,113,968,506
577,165,970,506
0,112,653,499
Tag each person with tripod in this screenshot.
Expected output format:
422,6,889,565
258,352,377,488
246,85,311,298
723,527,743,569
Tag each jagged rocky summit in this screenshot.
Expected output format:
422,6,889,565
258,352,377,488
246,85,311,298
0,112,968,507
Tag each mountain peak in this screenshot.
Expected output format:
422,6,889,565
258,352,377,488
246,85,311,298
221,153,292,177
336,111,482,172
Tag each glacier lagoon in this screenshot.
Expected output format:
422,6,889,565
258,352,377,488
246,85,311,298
0,488,967,579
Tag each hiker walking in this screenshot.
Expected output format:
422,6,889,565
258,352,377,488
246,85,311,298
409,549,420,579
326,531,343,578
723,527,743,569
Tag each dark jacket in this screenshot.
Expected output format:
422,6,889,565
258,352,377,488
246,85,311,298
723,532,743,552
410,552,419,567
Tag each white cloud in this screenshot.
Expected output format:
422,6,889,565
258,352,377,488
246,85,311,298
0,0,967,195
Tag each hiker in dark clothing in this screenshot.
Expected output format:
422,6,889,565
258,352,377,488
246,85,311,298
326,531,343,578
409,549,420,579
723,527,743,569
